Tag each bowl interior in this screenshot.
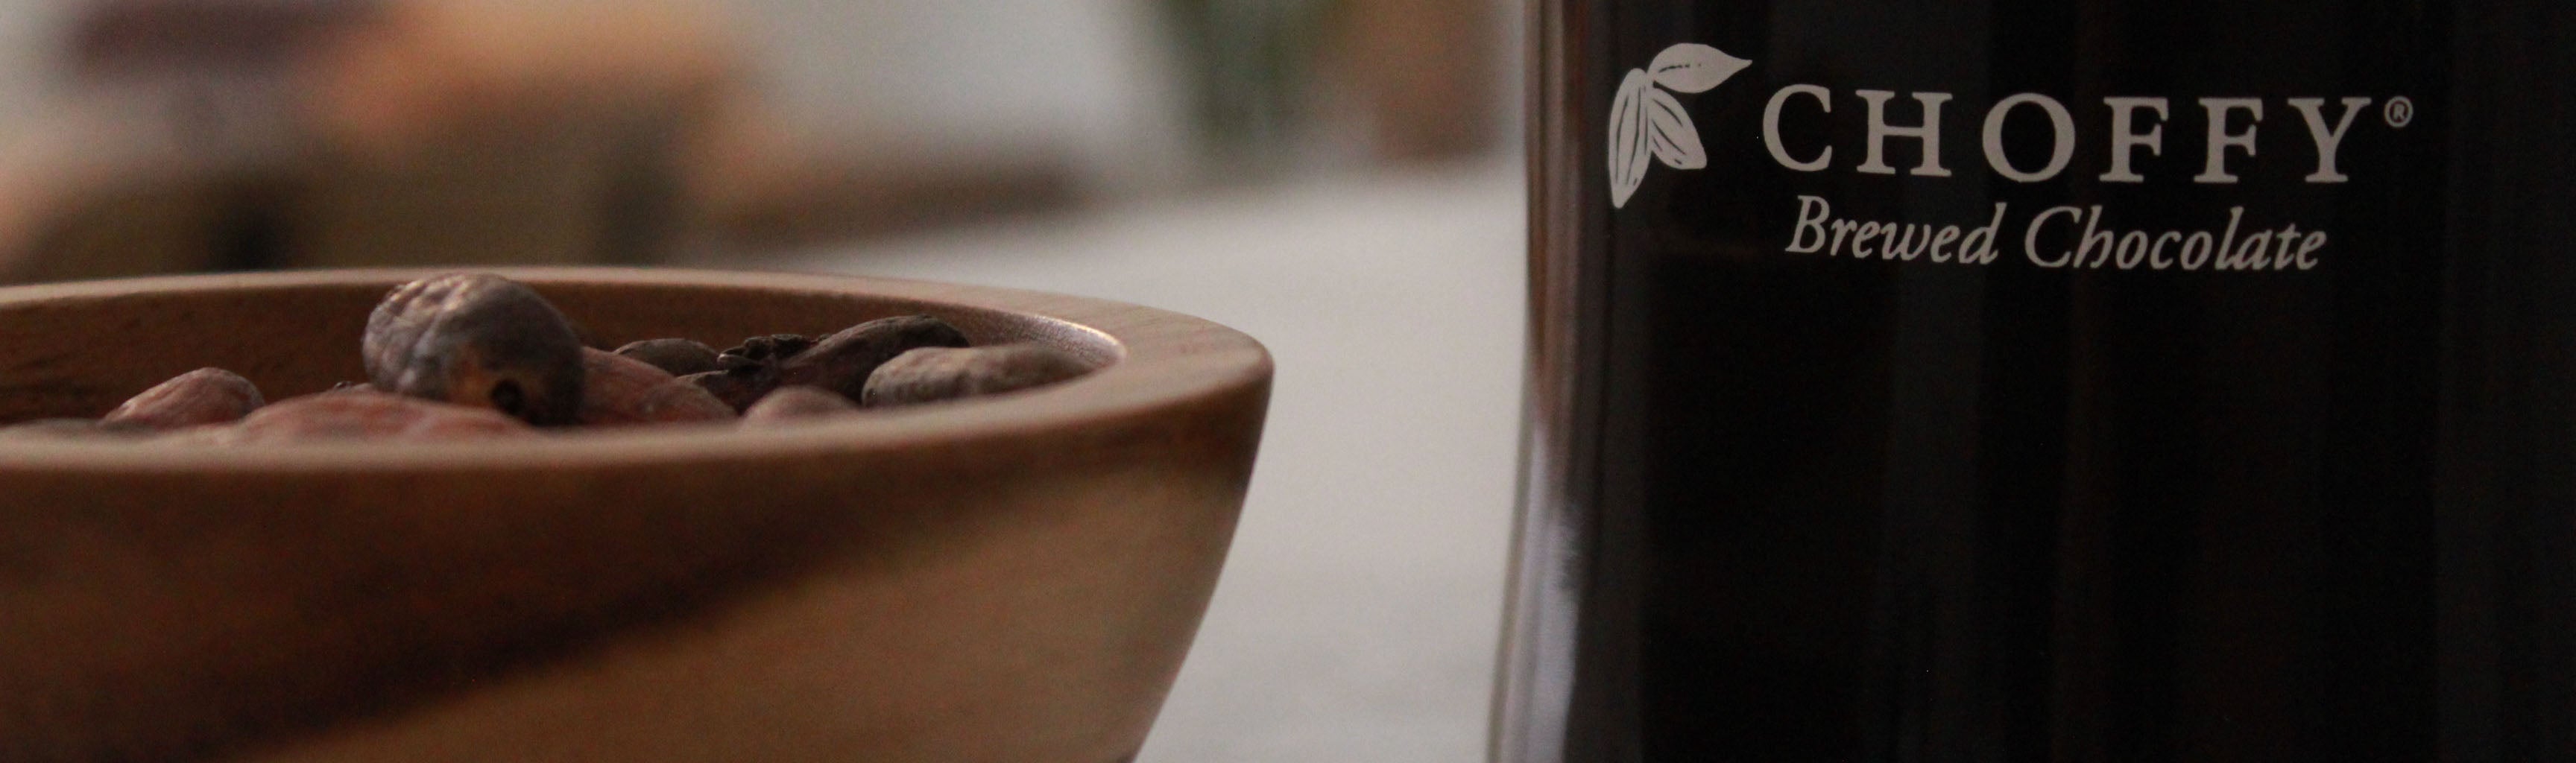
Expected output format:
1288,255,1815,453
0,270,1123,425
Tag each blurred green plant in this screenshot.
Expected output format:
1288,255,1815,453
1155,0,1341,170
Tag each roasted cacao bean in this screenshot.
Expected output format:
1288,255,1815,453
862,343,1089,407
362,273,584,425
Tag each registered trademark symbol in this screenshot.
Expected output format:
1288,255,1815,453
2384,96,2416,128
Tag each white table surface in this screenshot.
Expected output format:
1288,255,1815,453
757,158,1527,763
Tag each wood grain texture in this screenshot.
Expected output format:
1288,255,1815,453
0,267,1272,763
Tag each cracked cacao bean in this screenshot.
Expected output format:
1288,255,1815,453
362,273,584,425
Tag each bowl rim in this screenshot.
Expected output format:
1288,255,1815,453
0,267,1272,474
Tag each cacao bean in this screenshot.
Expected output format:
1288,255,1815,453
186,390,534,444
102,367,265,430
362,273,584,425
777,315,969,402
577,348,735,426
611,338,721,377
739,385,856,425
862,343,1090,407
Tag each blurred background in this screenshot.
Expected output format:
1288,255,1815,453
0,1,1526,761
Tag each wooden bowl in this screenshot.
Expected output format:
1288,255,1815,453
0,268,1272,763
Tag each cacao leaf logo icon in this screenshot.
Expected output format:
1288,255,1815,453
1609,43,1750,209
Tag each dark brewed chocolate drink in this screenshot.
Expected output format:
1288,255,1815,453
1497,1,2576,760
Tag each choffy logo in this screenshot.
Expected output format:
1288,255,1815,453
1608,42,2416,273
1608,43,1751,208
1610,41,2409,214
